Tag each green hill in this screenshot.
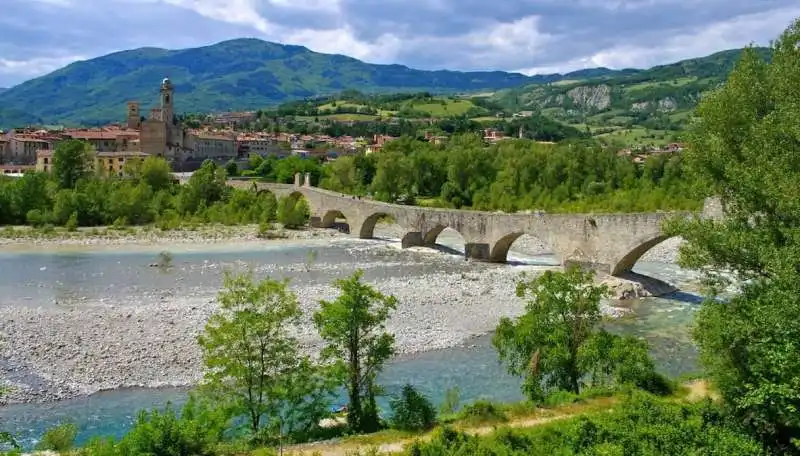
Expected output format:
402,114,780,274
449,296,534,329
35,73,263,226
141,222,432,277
0,38,595,128
488,47,773,146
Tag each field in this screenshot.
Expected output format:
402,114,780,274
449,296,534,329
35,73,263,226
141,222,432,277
596,127,676,146
403,98,476,117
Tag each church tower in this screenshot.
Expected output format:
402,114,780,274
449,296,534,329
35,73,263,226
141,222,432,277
126,101,141,129
160,77,174,124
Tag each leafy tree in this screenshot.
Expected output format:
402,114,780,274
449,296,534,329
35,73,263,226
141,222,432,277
276,195,310,229
666,19,800,453
313,270,397,433
52,139,93,189
493,267,664,402
225,161,239,177
494,267,607,400
390,384,436,431
134,156,174,191
179,160,228,214
198,272,328,439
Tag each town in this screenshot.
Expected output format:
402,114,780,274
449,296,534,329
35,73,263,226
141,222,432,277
0,77,685,178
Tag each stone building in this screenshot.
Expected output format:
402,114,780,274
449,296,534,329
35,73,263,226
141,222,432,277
189,132,237,160
137,78,191,162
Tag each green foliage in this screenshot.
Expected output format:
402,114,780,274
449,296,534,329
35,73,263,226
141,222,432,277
276,195,310,229
52,139,93,189
34,422,78,452
389,384,436,431
456,400,508,425
313,270,398,434
405,392,765,455
116,395,229,456
438,386,461,416
493,267,667,402
198,272,334,440
0,157,281,229
490,47,774,142
0,40,535,127
317,134,698,213
666,19,800,453
65,211,79,231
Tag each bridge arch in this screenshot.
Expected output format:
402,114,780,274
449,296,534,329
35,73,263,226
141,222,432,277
422,225,448,245
489,232,557,263
320,209,352,233
611,233,673,276
359,212,392,238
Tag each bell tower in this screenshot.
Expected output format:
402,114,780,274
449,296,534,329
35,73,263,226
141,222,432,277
160,77,174,124
126,101,141,129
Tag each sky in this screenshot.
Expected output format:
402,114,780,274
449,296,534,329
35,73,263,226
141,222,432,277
1,0,798,88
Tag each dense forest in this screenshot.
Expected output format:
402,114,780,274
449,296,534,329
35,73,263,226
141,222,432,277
316,135,698,212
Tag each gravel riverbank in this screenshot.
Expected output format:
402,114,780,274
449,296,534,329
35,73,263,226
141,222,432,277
0,224,684,404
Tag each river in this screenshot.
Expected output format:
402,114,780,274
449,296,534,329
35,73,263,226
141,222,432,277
0,229,701,449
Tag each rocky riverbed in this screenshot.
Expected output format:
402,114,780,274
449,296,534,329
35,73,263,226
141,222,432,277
0,224,684,404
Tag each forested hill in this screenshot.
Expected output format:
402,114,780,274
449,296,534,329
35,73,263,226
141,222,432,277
0,39,601,128
0,40,771,129
489,47,773,134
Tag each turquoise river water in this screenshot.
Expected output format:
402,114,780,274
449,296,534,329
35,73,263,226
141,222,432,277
0,232,702,449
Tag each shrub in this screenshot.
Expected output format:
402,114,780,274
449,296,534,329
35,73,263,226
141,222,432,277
116,397,229,456
390,384,436,431
458,400,507,425
439,386,461,416
65,211,79,232
35,422,78,452
277,195,310,229
25,209,44,227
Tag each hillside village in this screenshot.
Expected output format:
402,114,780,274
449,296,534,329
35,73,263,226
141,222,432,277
0,78,688,178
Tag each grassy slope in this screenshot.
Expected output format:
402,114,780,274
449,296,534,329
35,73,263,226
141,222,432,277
282,381,714,456
488,47,772,146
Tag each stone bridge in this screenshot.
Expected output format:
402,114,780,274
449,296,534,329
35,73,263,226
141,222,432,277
211,174,719,277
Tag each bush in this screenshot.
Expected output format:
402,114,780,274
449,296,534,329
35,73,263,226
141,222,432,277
276,195,310,229
390,384,436,431
25,209,45,227
439,386,461,416
65,211,79,231
35,422,78,452
457,400,507,425
116,396,229,456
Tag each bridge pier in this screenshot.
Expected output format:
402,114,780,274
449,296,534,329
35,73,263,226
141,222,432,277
464,243,493,262
401,231,425,248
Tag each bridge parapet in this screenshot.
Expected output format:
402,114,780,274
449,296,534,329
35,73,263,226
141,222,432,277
212,174,709,277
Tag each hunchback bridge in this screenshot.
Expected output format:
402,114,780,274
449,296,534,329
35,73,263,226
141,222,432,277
214,173,721,277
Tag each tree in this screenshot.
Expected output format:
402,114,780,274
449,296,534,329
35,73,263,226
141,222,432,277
179,160,228,214
52,139,93,189
493,267,613,401
389,384,436,431
198,272,326,438
666,19,800,453
131,156,174,191
276,195,310,229
313,270,397,433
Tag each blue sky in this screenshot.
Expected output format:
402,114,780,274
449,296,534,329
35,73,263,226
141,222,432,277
1,0,798,87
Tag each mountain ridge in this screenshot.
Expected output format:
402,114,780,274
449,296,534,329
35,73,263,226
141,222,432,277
0,39,771,128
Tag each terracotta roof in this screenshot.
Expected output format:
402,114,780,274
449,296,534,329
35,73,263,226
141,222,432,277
65,130,121,140
196,133,234,141
96,151,149,158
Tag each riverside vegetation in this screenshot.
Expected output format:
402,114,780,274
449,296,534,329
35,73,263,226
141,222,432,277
2,17,800,456
1,132,697,238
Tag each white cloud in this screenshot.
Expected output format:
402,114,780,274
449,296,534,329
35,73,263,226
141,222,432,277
0,0,797,87
0,56,86,76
